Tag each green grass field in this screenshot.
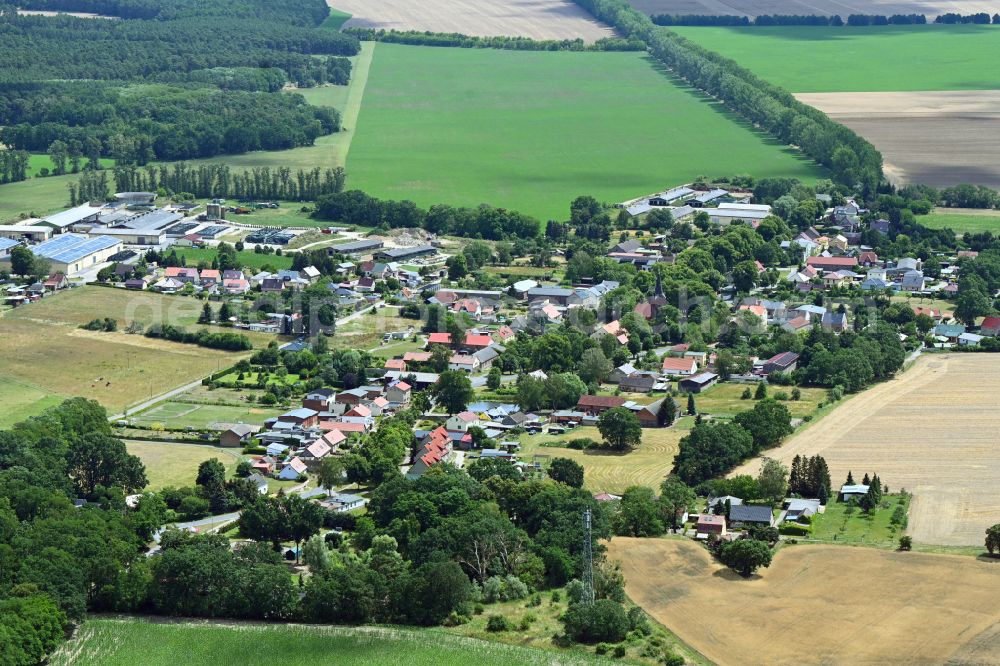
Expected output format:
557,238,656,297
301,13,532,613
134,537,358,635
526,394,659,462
347,44,825,221
917,208,1000,233
131,400,284,430
124,441,241,489
0,171,78,223
170,247,294,271
0,377,66,429
52,619,619,666
321,6,351,30
26,153,114,177
692,383,826,418
671,25,1000,92
807,493,910,547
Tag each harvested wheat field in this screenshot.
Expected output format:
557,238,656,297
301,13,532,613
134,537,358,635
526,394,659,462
628,0,1000,17
329,0,613,41
608,538,1000,666
796,91,1000,189
733,354,1000,545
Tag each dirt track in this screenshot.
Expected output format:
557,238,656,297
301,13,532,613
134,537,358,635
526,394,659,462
628,0,1000,17
732,354,1000,545
796,90,1000,189
609,538,1000,666
329,0,614,41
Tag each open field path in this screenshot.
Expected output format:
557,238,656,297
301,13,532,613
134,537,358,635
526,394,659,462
608,537,1000,666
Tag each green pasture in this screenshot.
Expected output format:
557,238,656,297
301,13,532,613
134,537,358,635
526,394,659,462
917,208,1000,233
131,400,284,430
26,153,114,177
347,44,825,221
671,25,1000,92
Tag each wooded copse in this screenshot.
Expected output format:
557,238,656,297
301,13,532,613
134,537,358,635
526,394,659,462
0,0,359,163
110,163,347,202
572,0,884,196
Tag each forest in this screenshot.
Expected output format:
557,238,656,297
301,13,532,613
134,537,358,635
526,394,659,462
0,0,359,166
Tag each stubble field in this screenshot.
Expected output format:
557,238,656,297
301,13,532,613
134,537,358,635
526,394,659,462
732,354,1000,546
608,538,1000,666
329,0,613,41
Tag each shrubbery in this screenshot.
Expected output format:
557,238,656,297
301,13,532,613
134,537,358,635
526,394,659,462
561,599,630,643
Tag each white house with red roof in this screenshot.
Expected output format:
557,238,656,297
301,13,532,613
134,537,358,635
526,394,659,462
662,356,698,376
446,411,480,432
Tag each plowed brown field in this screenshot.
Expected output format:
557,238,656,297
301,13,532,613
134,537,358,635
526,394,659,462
609,538,1000,666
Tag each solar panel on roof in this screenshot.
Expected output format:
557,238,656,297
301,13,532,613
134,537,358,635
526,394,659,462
31,234,118,264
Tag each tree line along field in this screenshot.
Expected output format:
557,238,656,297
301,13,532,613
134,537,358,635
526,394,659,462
628,0,1000,20
0,287,269,419
670,25,1000,93
346,44,826,222
608,538,1000,666
51,619,622,666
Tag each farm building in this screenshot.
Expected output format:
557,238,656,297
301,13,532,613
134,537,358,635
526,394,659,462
728,504,774,528
24,234,122,276
0,224,52,242
38,203,104,232
376,245,436,261
576,395,627,416
0,237,18,259
762,351,799,375
689,189,728,207
331,239,384,256
981,316,1000,337
806,256,858,271
219,424,260,448
86,208,183,245
678,372,719,393
708,203,772,226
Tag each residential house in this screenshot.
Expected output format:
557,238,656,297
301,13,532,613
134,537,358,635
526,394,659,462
900,271,926,292
449,354,480,372
472,346,501,370
526,286,574,306
462,332,493,351
383,358,406,372
980,316,1000,337
784,498,821,523
43,273,69,291
277,457,308,480
385,381,412,404
427,332,453,348
247,473,269,495
695,514,726,536
335,388,367,406
821,311,849,333
200,269,220,285
576,395,627,416
934,323,966,342
446,411,480,432
661,357,698,376
636,397,673,427
302,388,336,412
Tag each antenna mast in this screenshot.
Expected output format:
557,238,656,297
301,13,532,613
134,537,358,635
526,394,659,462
582,509,594,604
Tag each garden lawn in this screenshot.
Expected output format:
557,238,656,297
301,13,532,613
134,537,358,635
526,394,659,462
671,25,1000,93
347,44,825,221
692,383,826,418
131,401,285,430
916,208,1000,233
51,618,621,666
807,493,910,548
124,441,241,490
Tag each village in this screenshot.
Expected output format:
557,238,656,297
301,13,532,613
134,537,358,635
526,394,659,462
0,180,985,559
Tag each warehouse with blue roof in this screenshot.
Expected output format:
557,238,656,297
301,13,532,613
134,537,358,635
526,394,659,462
26,233,122,276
